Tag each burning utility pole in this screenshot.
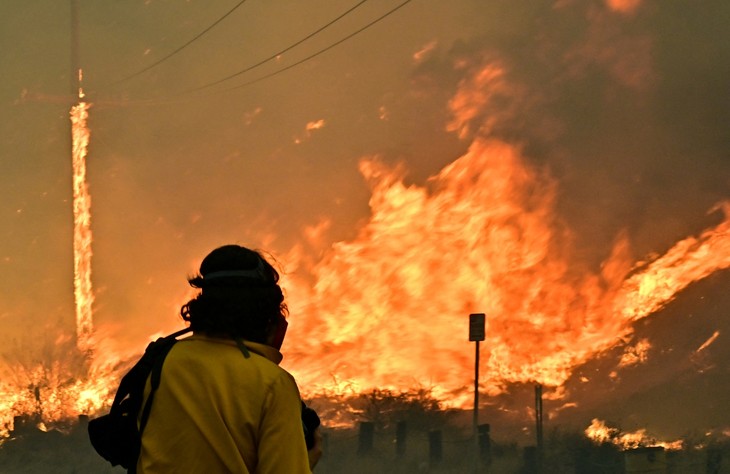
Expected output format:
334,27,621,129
70,0,94,353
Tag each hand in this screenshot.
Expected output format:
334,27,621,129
307,427,323,470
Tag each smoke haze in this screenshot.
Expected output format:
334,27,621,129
1,0,728,436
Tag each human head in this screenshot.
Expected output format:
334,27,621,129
180,245,288,346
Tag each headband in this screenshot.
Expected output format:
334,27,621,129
202,258,266,282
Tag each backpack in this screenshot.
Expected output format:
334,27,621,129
301,402,321,449
88,328,320,471
88,328,192,473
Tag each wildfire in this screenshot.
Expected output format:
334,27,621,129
3,39,729,440
6,126,726,437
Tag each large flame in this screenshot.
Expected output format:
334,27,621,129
70,72,94,354
282,138,730,407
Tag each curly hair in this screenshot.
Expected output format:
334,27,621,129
180,245,288,343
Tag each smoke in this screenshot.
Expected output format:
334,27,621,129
409,1,729,269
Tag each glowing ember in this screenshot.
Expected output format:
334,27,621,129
70,70,94,354
695,330,720,354
618,338,651,368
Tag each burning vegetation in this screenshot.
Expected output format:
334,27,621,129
280,137,730,406
0,331,119,438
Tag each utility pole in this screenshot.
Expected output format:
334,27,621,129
70,0,80,95
69,0,95,352
469,313,486,473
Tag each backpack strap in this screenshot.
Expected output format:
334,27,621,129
234,337,251,359
137,337,181,434
113,327,194,410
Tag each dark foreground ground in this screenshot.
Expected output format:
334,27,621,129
1,418,729,474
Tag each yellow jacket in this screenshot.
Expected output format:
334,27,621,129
137,334,312,473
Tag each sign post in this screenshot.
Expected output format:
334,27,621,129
469,313,486,472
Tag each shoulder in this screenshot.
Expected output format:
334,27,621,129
168,335,295,385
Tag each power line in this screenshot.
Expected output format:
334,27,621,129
181,0,370,94
114,0,251,85
212,0,415,94
95,0,414,106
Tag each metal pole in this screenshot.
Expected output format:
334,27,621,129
535,384,543,472
468,313,485,473
474,340,480,473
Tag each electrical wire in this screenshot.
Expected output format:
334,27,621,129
113,0,251,85
180,0,370,94
218,0,414,94
96,0,414,106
